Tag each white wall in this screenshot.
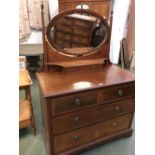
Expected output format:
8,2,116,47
48,0,59,19
110,0,131,64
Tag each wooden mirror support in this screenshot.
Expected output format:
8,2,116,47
40,3,113,72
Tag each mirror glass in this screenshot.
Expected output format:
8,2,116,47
46,9,109,57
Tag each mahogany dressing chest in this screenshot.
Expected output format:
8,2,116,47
36,1,135,155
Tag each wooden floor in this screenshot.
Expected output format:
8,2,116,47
19,73,135,155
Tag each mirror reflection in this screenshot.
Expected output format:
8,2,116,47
47,11,108,56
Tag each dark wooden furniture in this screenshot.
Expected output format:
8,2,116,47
19,69,36,135
37,3,135,155
37,66,134,155
54,14,97,48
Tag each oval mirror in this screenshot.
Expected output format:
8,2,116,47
46,9,109,57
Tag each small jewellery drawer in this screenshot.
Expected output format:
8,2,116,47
51,90,99,115
101,83,135,104
53,98,134,135
54,114,132,153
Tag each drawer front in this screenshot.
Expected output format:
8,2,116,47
56,32,71,41
52,90,99,115
56,24,72,33
101,83,135,104
59,17,73,26
54,114,133,153
53,98,134,135
56,39,71,48
73,36,89,45
74,20,93,29
73,27,90,37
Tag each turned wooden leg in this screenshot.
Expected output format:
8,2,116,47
31,115,36,135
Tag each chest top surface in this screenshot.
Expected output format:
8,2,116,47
37,64,134,98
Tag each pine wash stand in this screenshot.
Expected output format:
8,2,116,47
37,2,135,155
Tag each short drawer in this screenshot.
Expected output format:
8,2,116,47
51,90,99,115
73,27,90,37
101,83,135,104
54,114,133,153
53,98,134,135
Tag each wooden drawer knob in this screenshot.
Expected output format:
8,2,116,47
115,106,121,112
75,98,81,106
73,135,80,141
74,117,80,123
112,122,117,128
118,90,123,96
92,65,96,69
73,67,77,71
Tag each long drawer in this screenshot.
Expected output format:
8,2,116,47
56,32,72,41
54,114,133,153
53,98,134,135
73,27,90,37
101,83,135,104
72,36,89,45
73,19,94,29
51,90,99,115
56,24,72,33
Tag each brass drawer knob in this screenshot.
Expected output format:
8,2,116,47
115,106,121,112
75,98,81,106
118,90,123,96
74,117,80,123
112,122,117,128
73,135,80,141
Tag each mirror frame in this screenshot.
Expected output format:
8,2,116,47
46,9,109,57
